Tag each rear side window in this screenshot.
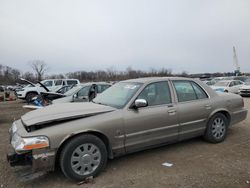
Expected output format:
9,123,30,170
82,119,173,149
97,84,111,93
235,80,243,85
137,81,171,106
173,81,208,102
67,80,78,85
43,81,53,87
191,82,208,99
55,80,62,86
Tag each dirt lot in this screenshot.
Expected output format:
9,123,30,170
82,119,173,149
0,98,250,188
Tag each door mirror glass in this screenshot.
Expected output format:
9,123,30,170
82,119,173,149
73,93,77,99
134,99,148,108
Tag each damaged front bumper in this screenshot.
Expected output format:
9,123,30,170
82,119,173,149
7,147,32,167
6,146,56,180
7,121,57,180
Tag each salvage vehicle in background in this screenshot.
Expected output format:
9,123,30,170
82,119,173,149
25,82,111,108
52,82,111,104
202,80,216,86
25,85,76,108
7,77,247,181
239,77,250,97
211,80,244,93
15,78,80,103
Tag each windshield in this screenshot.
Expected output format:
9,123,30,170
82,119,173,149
93,82,142,109
64,85,83,96
214,82,229,87
245,78,250,85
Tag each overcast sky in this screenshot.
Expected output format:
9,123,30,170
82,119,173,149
0,0,249,74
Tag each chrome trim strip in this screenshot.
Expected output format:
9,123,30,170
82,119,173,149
180,119,206,126
126,124,179,138
232,108,248,115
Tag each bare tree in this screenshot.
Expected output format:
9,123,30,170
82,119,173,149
29,60,48,81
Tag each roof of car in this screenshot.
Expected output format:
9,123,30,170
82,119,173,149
217,80,239,83
79,82,111,86
121,77,192,83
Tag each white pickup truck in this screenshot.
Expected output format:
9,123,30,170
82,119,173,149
15,78,80,102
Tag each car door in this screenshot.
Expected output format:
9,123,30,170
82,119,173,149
124,81,179,153
172,80,211,141
233,81,244,93
73,85,91,102
228,81,237,93
53,80,63,91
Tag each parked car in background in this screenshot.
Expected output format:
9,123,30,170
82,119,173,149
202,80,216,86
27,85,76,108
52,82,111,104
233,76,250,82
16,78,80,103
211,80,244,93
239,77,250,97
0,85,5,92
7,77,247,181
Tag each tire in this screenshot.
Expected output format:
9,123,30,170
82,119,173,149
204,113,229,143
60,134,107,181
25,92,38,103
224,90,228,93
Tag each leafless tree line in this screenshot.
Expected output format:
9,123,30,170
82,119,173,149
1,60,248,85
0,62,174,85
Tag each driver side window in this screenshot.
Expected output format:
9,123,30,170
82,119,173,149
137,82,171,106
77,86,91,97
229,82,234,87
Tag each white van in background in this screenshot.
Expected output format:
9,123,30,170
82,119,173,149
15,78,80,102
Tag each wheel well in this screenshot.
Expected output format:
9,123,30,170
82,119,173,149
55,131,113,169
216,111,231,124
25,91,38,98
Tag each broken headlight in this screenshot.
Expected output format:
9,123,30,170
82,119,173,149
11,134,49,153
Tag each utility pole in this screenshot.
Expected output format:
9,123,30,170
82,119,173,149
233,46,240,76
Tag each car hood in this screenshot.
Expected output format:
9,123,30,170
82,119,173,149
210,86,226,92
211,86,226,89
240,85,250,89
21,102,115,127
52,96,72,104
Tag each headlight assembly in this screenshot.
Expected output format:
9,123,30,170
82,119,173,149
11,134,49,153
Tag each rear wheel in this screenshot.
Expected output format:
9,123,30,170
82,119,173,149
25,92,38,103
60,134,107,181
204,113,229,143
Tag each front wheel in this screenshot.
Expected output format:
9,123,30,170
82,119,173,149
60,134,107,181
204,113,229,143
25,92,38,103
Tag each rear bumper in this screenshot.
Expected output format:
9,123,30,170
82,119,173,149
230,108,248,126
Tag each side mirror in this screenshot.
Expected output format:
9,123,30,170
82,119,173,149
134,99,148,108
73,94,77,99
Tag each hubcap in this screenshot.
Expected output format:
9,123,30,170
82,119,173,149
71,143,101,176
212,117,226,139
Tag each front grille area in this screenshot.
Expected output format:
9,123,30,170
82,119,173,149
240,90,250,94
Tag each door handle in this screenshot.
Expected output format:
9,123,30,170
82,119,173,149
205,104,211,110
168,109,176,115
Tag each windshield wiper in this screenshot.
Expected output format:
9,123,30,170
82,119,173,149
92,101,108,106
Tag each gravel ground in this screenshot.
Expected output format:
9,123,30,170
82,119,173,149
0,98,250,188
